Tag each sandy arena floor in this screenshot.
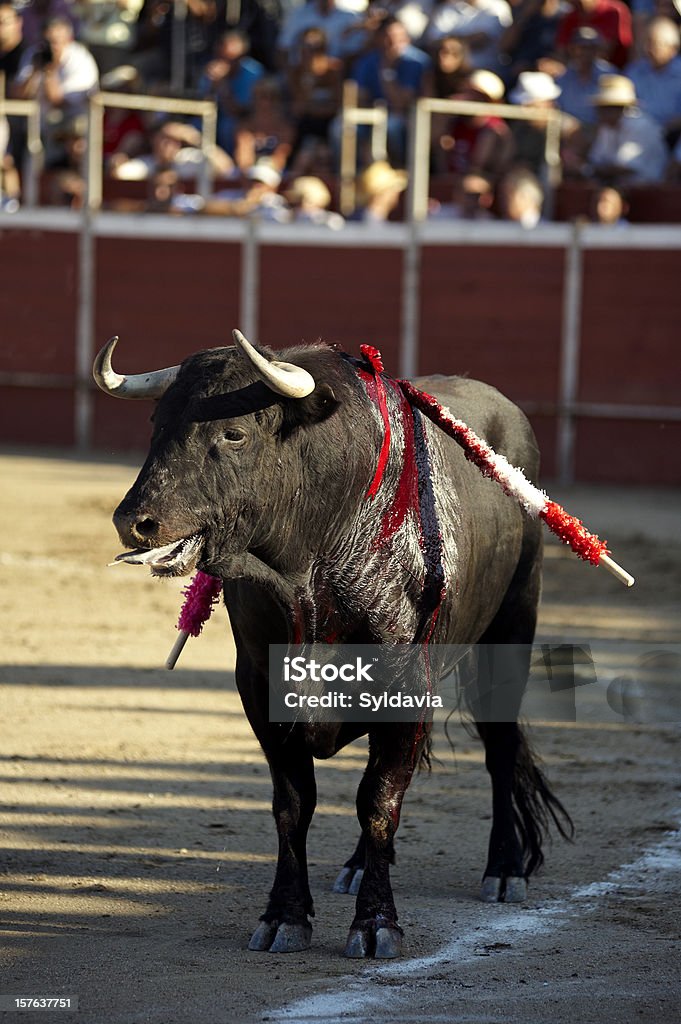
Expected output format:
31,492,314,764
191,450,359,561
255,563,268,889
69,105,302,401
0,449,679,1024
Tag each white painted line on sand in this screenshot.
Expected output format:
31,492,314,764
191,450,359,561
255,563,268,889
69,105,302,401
272,816,681,1022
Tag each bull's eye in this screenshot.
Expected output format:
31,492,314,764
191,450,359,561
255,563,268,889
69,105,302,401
222,427,247,447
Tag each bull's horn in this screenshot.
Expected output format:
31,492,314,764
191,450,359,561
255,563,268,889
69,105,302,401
93,336,180,399
232,329,315,399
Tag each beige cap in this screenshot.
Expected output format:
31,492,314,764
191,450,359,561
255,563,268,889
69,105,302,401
592,74,637,107
358,161,408,202
284,176,332,208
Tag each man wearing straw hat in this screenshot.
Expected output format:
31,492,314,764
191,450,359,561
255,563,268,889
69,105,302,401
584,72,668,183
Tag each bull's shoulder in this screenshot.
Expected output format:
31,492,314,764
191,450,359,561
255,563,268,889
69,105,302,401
409,374,540,481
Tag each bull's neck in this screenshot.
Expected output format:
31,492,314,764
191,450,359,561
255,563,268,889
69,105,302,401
262,379,447,646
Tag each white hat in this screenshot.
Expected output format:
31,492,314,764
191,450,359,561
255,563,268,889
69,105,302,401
510,71,561,105
468,69,505,102
591,74,637,107
248,161,282,188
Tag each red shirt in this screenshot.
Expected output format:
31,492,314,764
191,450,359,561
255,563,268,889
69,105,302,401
446,116,509,175
556,0,632,68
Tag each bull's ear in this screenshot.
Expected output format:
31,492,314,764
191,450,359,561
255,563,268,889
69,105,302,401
281,382,339,435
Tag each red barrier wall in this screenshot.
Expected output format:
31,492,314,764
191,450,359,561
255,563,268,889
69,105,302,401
0,230,78,375
0,222,678,486
259,246,403,368
92,235,241,449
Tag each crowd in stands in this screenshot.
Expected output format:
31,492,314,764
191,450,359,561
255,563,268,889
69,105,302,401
1,0,681,223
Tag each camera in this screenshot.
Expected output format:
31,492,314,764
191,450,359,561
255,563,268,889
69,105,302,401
32,40,54,69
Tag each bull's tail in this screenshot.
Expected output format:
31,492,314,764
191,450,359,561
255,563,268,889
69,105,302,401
512,724,574,876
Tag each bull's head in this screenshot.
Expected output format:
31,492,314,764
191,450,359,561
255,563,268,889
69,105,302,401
93,330,352,579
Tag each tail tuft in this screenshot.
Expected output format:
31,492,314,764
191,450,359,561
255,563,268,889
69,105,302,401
514,726,574,877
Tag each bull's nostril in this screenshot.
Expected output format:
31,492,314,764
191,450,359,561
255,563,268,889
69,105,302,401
135,518,158,540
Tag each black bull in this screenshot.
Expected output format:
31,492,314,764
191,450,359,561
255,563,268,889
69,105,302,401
96,334,572,959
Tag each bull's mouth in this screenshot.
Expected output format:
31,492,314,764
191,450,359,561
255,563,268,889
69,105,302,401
111,533,203,578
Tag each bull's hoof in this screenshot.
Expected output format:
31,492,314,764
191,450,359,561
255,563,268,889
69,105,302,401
248,920,312,953
248,920,278,950
504,876,527,902
343,926,370,958
480,875,527,903
343,917,403,959
332,866,364,895
375,926,403,959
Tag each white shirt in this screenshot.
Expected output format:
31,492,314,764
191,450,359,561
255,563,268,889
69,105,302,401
422,0,512,70
17,40,99,116
114,149,210,181
278,4,361,60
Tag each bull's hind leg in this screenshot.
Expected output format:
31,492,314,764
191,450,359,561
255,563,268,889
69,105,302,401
474,528,572,903
477,719,528,903
343,723,424,959
332,832,366,895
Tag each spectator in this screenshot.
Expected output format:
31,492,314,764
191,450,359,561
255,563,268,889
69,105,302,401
0,2,25,80
497,165,545,225
348,16,431,166
1,2,27,202
277,0,361,66
111,119,233,179
436,69,513,180
585,73,668,183
133,0,228,88
225,0,283,71
354,158,407,220
14,16,99,165
20,0,76,48
204,158,290,219
421,0,513,73
554,0,633,70
283,174,345,226
556,26,615,125
498,0,563,85
627,17,681,139
381,0,437,42
287,27,343,165
455,170,495,216
196,29,265,156
0,110,20,209
233,75,295,173
99,65,147,165
76,0,143,74
46,110,87,206
509,70,566,176
146,166,182,212
590,183,629,222
425,35,472,98
631,0,681,61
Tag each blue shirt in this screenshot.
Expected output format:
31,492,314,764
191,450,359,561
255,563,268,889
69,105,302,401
627,56,681,127
557,59,616,124
350,45,431,104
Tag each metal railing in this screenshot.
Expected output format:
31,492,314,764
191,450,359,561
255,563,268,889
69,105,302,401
86,90,218,211
0,72,42,207
339,81,388,217
407,97,563,221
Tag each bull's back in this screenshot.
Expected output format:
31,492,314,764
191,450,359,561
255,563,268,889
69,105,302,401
412,375,540,480
412,375,542,643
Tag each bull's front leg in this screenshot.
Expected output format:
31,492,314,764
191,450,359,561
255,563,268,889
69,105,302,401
248,733,317,953
344,723,425,959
